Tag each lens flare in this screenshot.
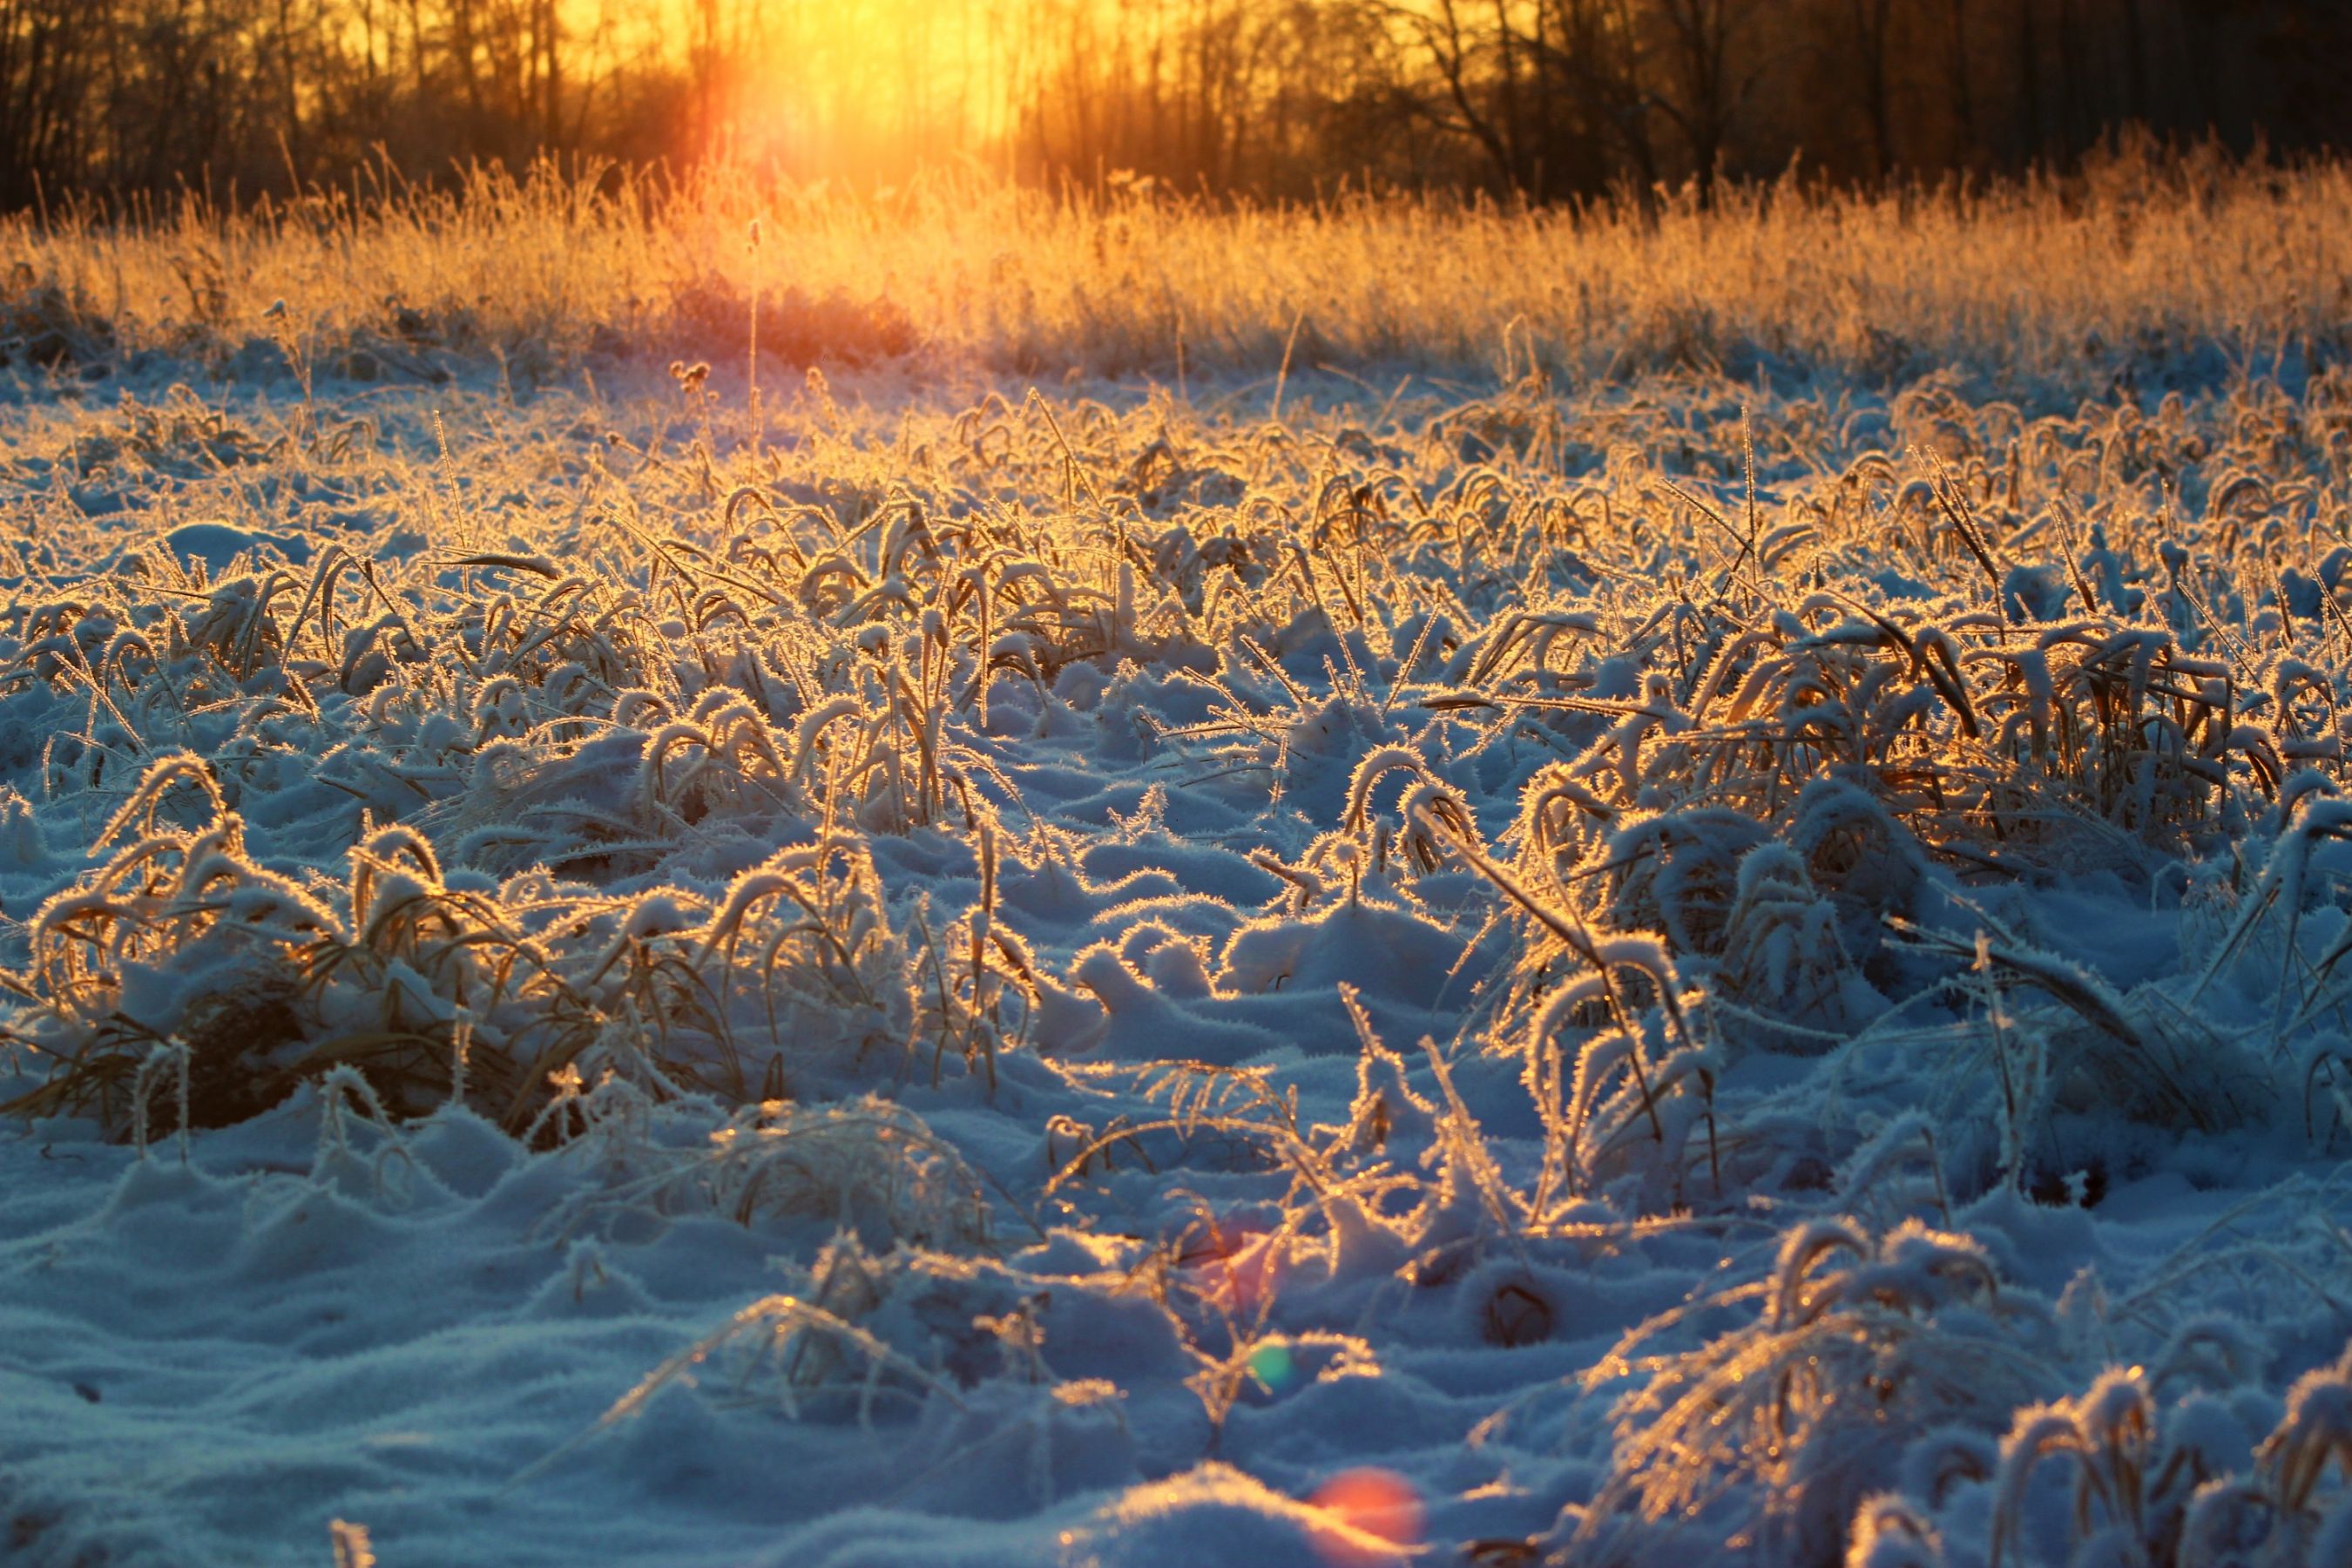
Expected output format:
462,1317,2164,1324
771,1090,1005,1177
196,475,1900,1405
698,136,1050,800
1307,1467,1423,1566
1247,1340,1295,1393
1178,1216,1282,1315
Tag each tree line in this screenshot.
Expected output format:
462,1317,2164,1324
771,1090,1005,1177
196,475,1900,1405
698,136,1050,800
3,0,2347,212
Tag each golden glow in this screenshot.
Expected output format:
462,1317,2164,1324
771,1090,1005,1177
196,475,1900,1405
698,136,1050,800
579,1,1255,186
621,1,1042,183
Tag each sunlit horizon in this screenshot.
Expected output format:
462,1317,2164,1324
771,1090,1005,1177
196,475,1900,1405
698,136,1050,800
564,0,1181,186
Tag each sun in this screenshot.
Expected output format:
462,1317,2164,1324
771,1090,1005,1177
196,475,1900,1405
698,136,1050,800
659,0,1032,180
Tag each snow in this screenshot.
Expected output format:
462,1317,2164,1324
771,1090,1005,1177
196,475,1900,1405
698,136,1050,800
0,343,2346,1568
161,522,312,574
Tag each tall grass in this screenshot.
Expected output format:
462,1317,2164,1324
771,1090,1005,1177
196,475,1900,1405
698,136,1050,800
3,143,2347,389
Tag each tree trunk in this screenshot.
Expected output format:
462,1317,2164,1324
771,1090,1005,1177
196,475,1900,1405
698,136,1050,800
1947,0,1976,158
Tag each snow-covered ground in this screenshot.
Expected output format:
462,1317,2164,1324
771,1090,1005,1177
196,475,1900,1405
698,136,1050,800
0,342,2347,1567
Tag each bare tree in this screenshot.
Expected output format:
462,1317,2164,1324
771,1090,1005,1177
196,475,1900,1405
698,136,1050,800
1845,0,1896,181
1646,0,1765,201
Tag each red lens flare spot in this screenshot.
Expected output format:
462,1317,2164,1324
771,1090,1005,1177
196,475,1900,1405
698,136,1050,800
1176,1217,1283,1315
1308,1467,1424,1565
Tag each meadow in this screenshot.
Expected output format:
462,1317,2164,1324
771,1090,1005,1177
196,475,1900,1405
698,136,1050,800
0,152,2348,1566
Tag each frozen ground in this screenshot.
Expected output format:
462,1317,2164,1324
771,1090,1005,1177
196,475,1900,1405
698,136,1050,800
0,340,2348,1568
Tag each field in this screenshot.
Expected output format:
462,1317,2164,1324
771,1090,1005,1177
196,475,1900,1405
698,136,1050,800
1,153,2350,1566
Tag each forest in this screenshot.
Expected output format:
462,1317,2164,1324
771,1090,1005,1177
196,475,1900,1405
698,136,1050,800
3,0,2349,209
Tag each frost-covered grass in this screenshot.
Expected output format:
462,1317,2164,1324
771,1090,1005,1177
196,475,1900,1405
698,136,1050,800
0,170,2349,1567
7,145,2352,391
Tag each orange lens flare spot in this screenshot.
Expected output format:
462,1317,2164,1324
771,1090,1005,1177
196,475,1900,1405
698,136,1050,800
1308,1467,1424,1565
